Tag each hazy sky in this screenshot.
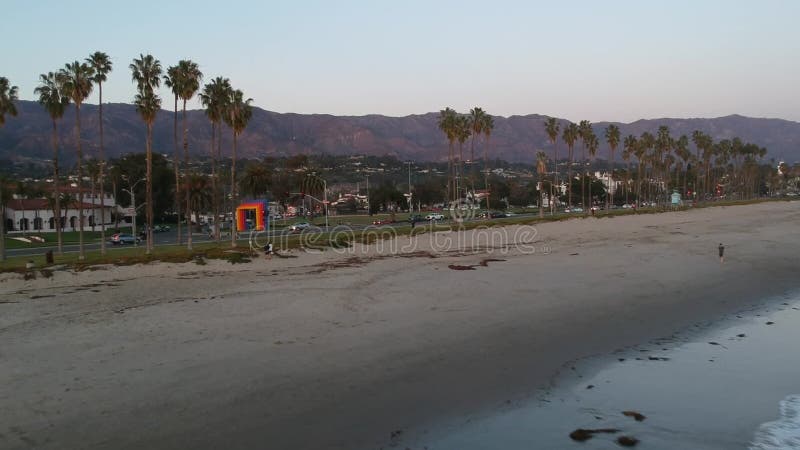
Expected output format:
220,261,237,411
5,0,799,122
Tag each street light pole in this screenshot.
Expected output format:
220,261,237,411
323,178,328,229
122,176,145,247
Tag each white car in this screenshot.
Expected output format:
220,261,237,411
425,213,445,221
289,222,311,232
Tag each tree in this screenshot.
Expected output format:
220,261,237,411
673,135,690,198
164,64,183,244
656,125,672,202
130,54,162,253
239,161,271,198
578,120,593,208
604,124,620,209
224,88,253,246
86,51,113,255
199,77,231,242
562,123,579,208
544,118,560,213
536,151,548,217
86,158,100,231
0,77,18,126
169,60,203,250
482,114,495,209
0,85,19,257
637,132,655,206
622,135,637,205
35,72,69,254
468,107,486,190
586,132,599,206
437,108,457,203
185,172,212,231
59,61,94,260
454,115,471,198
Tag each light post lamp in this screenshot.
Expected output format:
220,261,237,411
122,176,145,247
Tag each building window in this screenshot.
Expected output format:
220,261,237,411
33,217,43,230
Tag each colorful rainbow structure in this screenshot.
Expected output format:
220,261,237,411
235,200,269,232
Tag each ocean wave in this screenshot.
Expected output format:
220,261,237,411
751,395,800,449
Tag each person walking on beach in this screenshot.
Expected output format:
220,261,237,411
718,243,725,264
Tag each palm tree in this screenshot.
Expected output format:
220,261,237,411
171,60,203,250
0,77,18,125
240,161,272,198
562,123,579,208
656,126,672,202
544,118,560,213
199,77,231,242
223,87,253,247
622,135,637,206
637,132,655,206
468,107,485,193
86,51,112,255
587,133,599,207
0,77,17,259
482,114,494,210
59,61,94,260
536,151,548,217
164,64,183,244
578,120,593,208
130,54,162,253
604,124,620,209
35,72,69,254
437,108,457,203
455,115,471,200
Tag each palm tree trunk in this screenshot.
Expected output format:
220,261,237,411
173,94,181,246
567,145,573,208
551,141,558,214
216,123,222,242
183,100,192,251
581,145,586,208
607,149,614,210
76,104,85,260
0,189,5,262
231,129,237,247
98,82,107,255
52,119,63,254
146,122,154,254
211,122,217,242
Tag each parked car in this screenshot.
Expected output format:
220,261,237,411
408,214,424,223
154,225,171,232
289,222,311,232
425,213,445,221
110,233,141,245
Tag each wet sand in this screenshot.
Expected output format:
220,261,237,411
1,201,799,449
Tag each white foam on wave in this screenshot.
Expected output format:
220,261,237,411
751,395,800,449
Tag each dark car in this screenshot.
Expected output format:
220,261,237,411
110,233,141,245
408,215,424,223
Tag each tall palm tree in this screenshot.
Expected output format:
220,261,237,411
86,51,112,255
199,77,231,242
622,135,637,206
468,107,485,193
59,61,94,260
578,120,593,208
164,64,183,244
536,151,548,217
604,124,620,209
171,60,203,250
455,115,471,200
587,133,599,207
130,54,162,253
0,77,17,262
656,126,672,201
544,118,560,213
562,123,579,208
223,88,253,247
35,72,69,254
0,77,18,125
437,108,457,203
637,132,655,206
482,114,494,210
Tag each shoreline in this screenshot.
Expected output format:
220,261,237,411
1,201,799,449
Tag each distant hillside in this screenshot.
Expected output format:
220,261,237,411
2,101,799,166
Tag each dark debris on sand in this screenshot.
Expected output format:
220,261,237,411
569,428,620,442
622,411,647,421
617,435,640,446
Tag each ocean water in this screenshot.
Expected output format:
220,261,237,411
415,294,800,450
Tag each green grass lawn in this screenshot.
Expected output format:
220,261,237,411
3,230,108,249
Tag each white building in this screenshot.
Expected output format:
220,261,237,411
3,187,117,234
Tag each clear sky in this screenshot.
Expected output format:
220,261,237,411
5,0,800,122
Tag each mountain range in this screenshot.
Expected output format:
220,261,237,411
2,100,799,166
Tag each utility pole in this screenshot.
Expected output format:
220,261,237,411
366,174,371,216
405,161,413,212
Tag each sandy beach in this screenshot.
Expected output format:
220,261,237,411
2,201,799,450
